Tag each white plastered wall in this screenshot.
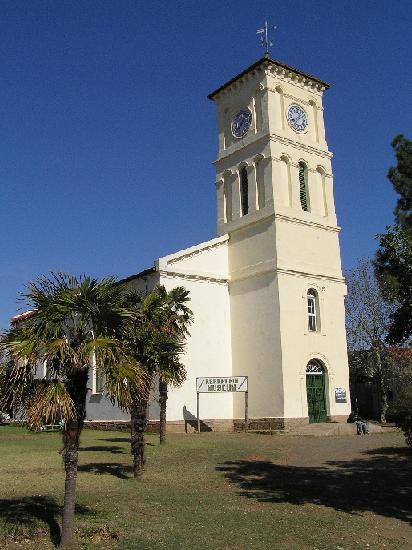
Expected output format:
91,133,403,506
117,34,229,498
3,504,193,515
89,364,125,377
153,236,233,422
228,217,284,419
277,272,351,419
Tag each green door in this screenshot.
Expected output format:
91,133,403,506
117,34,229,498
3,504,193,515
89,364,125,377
306,372,327,423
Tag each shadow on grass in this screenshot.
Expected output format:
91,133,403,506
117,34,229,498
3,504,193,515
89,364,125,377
217,446,412,525
98,437,129,443
96,437,155,447
78,462,132,479
0,495,89,546
362,446,412,457
80,445,125,454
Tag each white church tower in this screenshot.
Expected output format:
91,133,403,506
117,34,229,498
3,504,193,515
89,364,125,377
83,53,351,429
208,55,351,427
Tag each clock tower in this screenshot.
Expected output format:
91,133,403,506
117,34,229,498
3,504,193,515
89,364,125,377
208,56,350,426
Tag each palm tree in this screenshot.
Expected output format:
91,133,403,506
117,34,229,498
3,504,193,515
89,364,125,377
157,286,192,445
0,273,146,547
121,285,192,475
120,286,165,478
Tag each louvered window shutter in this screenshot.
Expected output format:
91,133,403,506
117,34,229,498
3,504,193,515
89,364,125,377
299,163,309,211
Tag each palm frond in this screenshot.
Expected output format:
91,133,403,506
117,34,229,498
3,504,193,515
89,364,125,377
25,379,76,429
0,359,35,411
103,358,150,411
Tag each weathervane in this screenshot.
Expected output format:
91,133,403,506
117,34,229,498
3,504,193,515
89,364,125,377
257,20,276,56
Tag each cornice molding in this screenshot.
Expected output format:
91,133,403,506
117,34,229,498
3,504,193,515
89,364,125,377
276,267,345,284
219,206,274,235
165,236,229,265
215,132,332,166
270,134,333,159
266,64,327,94
218,210,339,236
159,269,228,285
214,133,269,165
229,260,345,285
158,235,229,271
275,213,340,233
209,57,329,101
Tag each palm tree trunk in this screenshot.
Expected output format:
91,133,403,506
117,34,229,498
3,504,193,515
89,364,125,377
159,380,168,444
60,421,80,547
130,385,148,478
60,369,88,547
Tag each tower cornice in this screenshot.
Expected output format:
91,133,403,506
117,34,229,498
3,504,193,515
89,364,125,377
208,56,330,101
213,132,332,166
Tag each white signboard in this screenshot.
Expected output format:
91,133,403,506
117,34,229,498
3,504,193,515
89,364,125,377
196,376,248,393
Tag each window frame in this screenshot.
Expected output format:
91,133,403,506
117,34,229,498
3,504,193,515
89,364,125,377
307,289,319,332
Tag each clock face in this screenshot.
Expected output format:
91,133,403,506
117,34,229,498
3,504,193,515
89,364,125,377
231,109,252,138
287,104,308,132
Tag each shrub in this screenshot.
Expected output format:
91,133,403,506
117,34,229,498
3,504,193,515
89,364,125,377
393,384,412,446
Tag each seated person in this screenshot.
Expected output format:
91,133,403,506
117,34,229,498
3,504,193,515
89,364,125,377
347,411,369,435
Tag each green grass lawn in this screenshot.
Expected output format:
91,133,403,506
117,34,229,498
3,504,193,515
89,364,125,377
0,426,411,549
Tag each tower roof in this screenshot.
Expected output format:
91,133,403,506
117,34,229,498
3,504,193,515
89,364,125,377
208,56,330,100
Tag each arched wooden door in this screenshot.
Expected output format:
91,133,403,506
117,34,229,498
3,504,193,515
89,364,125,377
306,360,327,423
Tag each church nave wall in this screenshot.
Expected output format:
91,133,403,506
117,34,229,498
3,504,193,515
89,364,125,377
160,274,233,422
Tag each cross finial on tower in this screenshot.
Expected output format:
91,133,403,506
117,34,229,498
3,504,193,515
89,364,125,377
256,20,276,57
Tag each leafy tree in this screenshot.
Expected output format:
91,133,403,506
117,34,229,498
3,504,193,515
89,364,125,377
375,135,412,343
0,273,146,547
374,135,412,443
121,285,192,477
345,259,396,422
387,348,412,446
387,134,412,229
376,225,412,343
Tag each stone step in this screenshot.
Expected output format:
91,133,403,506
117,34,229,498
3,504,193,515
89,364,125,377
286,422,397,437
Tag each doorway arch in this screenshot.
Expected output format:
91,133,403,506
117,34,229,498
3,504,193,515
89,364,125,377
306,359,327,423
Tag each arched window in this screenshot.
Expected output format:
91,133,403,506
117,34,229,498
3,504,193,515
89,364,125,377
240,167,249,216
299,162,309,211
307,289,319,332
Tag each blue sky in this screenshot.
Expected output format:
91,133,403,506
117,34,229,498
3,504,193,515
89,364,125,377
1,1,411,328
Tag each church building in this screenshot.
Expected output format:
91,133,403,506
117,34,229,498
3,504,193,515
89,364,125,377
86,54,351,430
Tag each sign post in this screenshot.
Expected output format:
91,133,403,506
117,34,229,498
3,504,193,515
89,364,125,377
196,376,249,432
197,391,200,433
244,390,249,432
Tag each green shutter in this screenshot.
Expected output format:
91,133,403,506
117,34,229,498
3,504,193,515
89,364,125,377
299,163,308,211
